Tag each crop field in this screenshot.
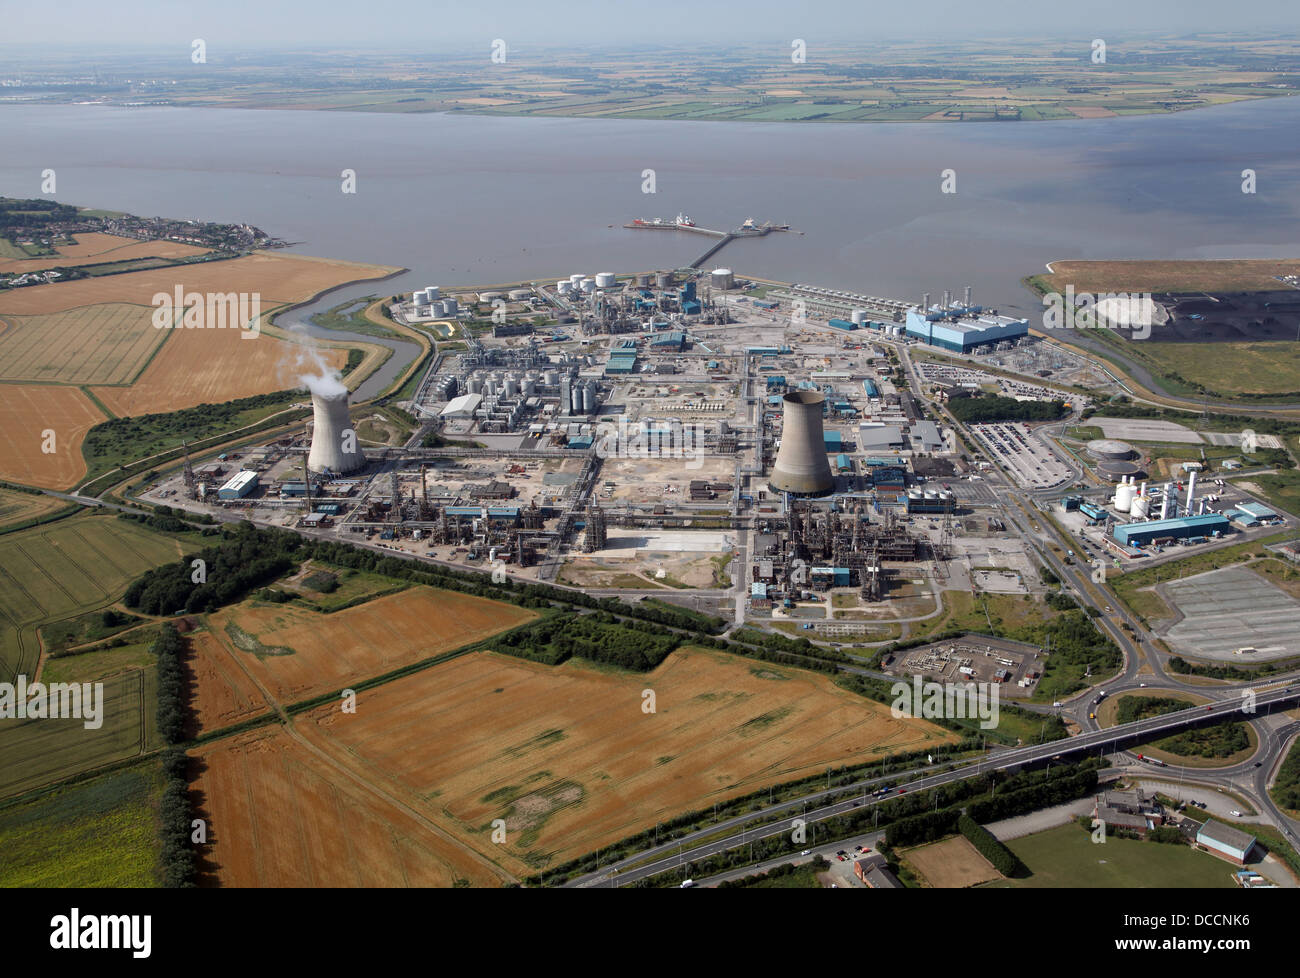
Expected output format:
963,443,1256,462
0,487,67,530
0,383,105,488
0,231,207,275
0,667,153,799
0,254,395,465
203,586,537,705
1033,259,1300,295
299,647,955,874
0,763,163,887
0,303,165,386
0,515,188,679
904,835,1001,888
182,629,273,738
190,726,508,887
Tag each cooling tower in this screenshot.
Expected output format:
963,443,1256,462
307,390,365,474
769,391,835,496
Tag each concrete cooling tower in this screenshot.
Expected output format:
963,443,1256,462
307,390,365,474
769,391,835,496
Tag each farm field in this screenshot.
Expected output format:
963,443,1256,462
203,586,537,706
904,835,1002,887
0,252,397,487
299,647,955,875
0,515,190,680
1031,259,1300,295
190,726,508,887
0,383,105,488
182,628,273,738
0,303,164,386
985,822,1236,888
0,762,163,887
0,231,208,275
0,487,68,530
0,667,154,799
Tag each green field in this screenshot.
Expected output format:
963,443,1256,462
0,666,158,799
985,823,1236,888
0,514,191,679
0,762,162,886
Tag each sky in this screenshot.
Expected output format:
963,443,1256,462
2,0,1298,48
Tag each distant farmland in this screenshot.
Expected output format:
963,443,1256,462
0,384,105,488
0,303,165,386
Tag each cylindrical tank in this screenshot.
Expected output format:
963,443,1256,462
479,291,503,302
580,277,594,292
769,392,835,496
508,288,532,301
569,273,583,286
543,369,558,385
307,390,365,474
595,272,616,288
656,271,674,289
467,376,482,394
522,378,536,397
503,377,519,398
636,273,652,288
851,309,866,325
442,297,458,315
1114,483,1136,513
1131,496,1150,519
710,268,734,290
424,286,440,303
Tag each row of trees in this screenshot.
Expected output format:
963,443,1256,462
958,814,1026,877
966,766,1099,823
153,624,197,887
495,613,681,672
947,394,1065,424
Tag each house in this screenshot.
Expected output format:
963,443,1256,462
853,853,903,889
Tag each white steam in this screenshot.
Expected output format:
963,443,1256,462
283,322,348,398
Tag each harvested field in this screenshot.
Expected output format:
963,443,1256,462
301,647,955,874
904,835,1001,887
0,383,104,489
205,587,537,704
183,629,273,738
191,726,507,887
0,487,66,530
0,232,207,275
1038,259,1300,295
0,303,164,385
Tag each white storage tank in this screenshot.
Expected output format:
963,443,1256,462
1114,482,1136,513
1131,495,1150,519
851,309,866,326
569,273,583,287
710,268,734,290
543,369,558,385
595,272,617,288
424,286,440,303
508,288,532,301
443,297,458,315
580,277,595,292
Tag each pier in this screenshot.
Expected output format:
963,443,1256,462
623,217,792,270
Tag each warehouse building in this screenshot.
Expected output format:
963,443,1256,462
1111,513,1231,547
1196,820,1257,865
217,470,259,500
859,424,906,452
904,305,1029,352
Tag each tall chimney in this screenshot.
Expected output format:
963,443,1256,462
1186,469,1197,516
964,285,972,309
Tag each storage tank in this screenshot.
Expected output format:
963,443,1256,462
1114,482,1136,513
467,376,483,395
442,297,458,315
636,273,652,288
710,268,734,290
580,277,595,292
851,309,866,326
543,369,558,385
1131,496,1150,519
656,271,674,289
503,377,519,398
508,288,532,301
595,272,617,288
569,273,583,287
424,286,440,303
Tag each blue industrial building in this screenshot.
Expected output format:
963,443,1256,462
862,378,879,398
765,375,787,389
1111,514,1231,547
828,318,857,331
650,331,685,350
810,567,851,588
823,431,843,452
904,304,1029,352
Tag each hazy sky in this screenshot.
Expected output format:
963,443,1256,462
3,0,1298,48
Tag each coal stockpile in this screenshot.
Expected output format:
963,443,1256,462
1119,290,1300,343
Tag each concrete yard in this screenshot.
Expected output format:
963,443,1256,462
1161,566,1300,662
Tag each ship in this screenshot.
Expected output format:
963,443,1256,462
675,212,696,227
632,217,669,226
